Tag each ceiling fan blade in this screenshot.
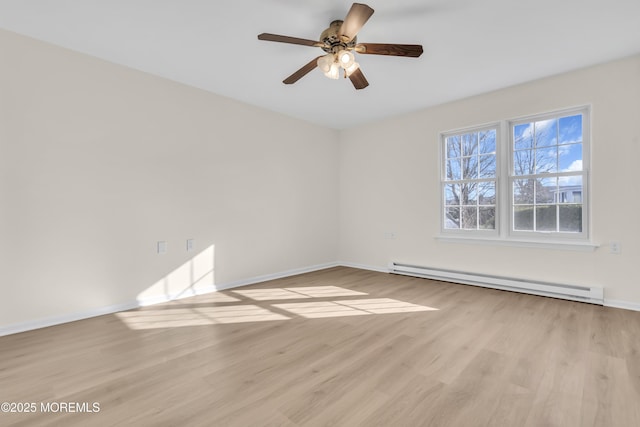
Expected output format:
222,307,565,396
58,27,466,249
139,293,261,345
355,43,423,57
339,3,375,42
348,67,369,90
283,56,323,85
258,33,322,47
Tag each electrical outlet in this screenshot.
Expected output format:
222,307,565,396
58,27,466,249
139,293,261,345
157,241,167,254
609,241,621,254
186,239,195,252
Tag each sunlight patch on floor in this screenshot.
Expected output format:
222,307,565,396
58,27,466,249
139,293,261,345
232,289,312,301
274,298,437,319
116,305,290,329
180,292,240,304
286,286,368,298
119,284,437,329
232,286,367,301
335,298,438,314
272,302,370,318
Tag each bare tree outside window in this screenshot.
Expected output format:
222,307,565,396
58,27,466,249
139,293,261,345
444,129,497,230
512,115,583,233
440,108,587,240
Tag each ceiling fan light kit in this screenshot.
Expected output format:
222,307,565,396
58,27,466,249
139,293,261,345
338,50,356,69
317,51,359,80
257,3,423,90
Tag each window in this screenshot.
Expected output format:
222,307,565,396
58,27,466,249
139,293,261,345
442,126,498,233
440,107,589,243
510,111,587,236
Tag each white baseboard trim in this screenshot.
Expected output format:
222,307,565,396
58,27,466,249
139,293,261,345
4,262,637,337
0,262,339,337
604,299,640,312
0,301,140,338
337,261,388,274
213,262,340,291
136,285,217,307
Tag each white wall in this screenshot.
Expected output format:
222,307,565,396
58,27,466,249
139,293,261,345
2,29,639,333
0,30,339,329
339,55,640,306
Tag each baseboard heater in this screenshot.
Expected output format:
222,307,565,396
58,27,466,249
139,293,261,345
389,262,604,305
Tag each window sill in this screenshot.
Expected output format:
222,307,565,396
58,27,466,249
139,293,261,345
435,235,599,252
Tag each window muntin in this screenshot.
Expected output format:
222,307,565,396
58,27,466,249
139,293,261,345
442,128,497,231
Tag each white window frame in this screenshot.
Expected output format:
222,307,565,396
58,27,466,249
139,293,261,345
439,123,500,238
507,106,590,242
438,106,592,248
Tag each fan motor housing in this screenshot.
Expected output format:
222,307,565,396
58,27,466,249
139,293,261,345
320,20,357,53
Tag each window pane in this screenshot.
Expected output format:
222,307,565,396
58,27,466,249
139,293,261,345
514,179,535,204
572,191,582,203
445,184,460,206
462,207,478,229
535,119,558,147
559,114,582,144
462,156,478,179
446,135,461,158
514,149,534,176
558,176,583,203
445,207,460,229
479,207,495,230
478,181,496,205
558,175,583,187
536,206,557,231
462,133,478,156
536,146,558,173
536,178,556,204
478,154,496,178
559,205,582,232
461,183,478,205
446,158,462,180
559,143,582,172
514,206,534,231
479,130,496,154
514,124,533,150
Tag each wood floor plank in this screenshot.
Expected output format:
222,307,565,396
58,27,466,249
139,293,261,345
1,266,639,426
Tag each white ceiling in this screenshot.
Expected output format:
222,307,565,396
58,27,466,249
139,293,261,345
1,0,639,129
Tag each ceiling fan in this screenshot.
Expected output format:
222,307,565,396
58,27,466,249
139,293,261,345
257,3,423,90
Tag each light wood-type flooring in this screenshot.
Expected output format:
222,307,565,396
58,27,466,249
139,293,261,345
1,266,640,426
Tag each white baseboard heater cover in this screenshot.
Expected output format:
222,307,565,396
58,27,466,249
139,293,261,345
389,262,604,305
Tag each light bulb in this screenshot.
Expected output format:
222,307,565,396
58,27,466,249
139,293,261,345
324,62,340,80
316,54,334,73
337,50,355,69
